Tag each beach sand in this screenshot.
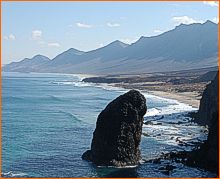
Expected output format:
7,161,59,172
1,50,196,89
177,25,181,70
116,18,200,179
111,83,201,108
110,82,203,108
146,90,200,108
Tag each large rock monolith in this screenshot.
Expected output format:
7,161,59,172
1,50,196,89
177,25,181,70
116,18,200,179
82,90,147,167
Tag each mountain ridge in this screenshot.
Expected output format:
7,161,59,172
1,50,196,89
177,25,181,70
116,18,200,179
3,21,218,75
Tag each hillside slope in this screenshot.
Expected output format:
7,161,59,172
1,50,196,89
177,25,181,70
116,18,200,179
3,21,218,75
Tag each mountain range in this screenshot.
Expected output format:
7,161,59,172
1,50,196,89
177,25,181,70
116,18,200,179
3,20,218,75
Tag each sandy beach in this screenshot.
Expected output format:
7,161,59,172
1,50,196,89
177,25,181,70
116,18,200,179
110,83,201,108
146,90,200,108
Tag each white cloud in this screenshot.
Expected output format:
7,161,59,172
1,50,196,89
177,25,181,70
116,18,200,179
212,17,219,23
48,42,60,47
76,22,92,28
4,34,16,40
31,30,60,48
172,16,204,25
107,22,120,27
9,34,16,40
203,1,219,7
32,30,42,39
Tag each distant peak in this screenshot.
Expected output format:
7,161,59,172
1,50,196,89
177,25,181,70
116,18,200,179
109,40,128,48
31,55,50,61
175,23,191,29
113,40,120,43
66,48,84,55
203,20,216,25
136,36,149,43
32,54,49,59
67,48,81,52
19,54,50,63
139,36,146,40
175,20,217,29
178,23,187,27
111,40,123,44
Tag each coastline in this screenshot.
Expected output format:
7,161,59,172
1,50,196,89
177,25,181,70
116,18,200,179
70,73,201,109
107,83,200,108
146,90,200,108
79,68,218,110
3,71,200,108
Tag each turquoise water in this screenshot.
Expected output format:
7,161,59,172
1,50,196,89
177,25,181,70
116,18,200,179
2,72,216,177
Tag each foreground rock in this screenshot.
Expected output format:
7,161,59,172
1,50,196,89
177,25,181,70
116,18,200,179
191,72,219,173
150,73,219,174
196,72,218,126
82,90,147,167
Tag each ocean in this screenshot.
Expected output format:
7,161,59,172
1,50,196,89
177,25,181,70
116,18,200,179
2,72,216,177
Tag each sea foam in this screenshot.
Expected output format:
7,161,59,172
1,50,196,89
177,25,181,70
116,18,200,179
52,74,197,117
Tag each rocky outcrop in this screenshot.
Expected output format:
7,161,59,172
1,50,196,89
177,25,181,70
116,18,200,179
157,110,218,174
82,90,147,167
190,111,218,173
192,73,219,173
196,72,218,126
159,73,219,174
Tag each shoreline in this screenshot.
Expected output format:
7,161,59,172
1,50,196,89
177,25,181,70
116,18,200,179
146,90,200,108
80,68,216,109
70,73,201,109
3,71,201,108
93,82,200,110
106,83,201,108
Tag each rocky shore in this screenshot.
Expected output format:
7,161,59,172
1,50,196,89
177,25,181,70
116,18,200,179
147,72,219,174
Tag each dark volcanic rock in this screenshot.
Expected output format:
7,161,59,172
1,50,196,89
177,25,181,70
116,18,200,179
191,73,219,173
188,111,218,173
196,72,218,126
160,73,219,174
82,90,147,166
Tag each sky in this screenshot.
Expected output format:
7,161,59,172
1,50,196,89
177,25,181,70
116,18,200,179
2,1,219,65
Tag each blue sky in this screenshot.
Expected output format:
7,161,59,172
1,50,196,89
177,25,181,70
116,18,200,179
2,1,219,64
